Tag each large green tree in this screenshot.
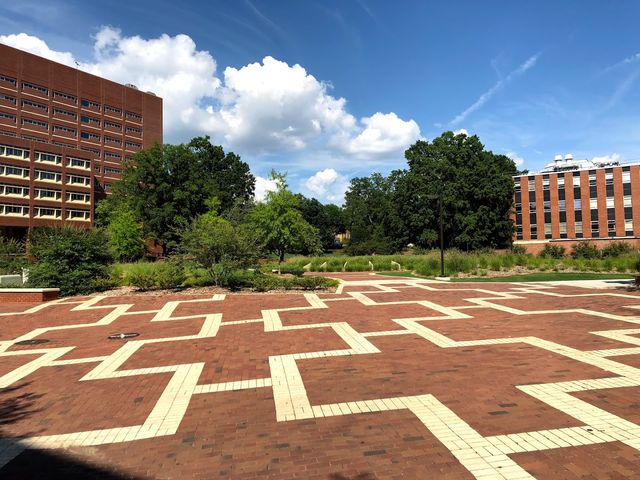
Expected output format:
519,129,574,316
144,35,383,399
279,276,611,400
294,195,346,250
402,131,517,250
97,137,254,250
343,171,407,254
250,172,322,264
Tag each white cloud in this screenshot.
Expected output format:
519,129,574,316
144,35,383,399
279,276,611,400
254,176,279,202
450,53,541,126
0,29,420,167
453,128,468,136
0,33,76,66
592,153,621,164
505,151,524,167
303,168,350,204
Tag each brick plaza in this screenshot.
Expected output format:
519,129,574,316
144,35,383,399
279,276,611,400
1,273,640,479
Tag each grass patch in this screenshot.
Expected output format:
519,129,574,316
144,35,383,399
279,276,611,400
452,272,634,283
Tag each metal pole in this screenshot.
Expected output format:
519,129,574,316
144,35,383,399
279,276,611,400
439,196,445,277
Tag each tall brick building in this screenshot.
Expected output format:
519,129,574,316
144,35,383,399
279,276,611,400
513,154,640,254
0,43,162,237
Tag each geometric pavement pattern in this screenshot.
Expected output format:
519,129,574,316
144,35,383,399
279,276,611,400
1,273,640,478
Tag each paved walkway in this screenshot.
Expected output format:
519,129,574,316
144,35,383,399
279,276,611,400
1,273,640,478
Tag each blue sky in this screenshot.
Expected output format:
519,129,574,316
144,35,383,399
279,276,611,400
1,0,640,203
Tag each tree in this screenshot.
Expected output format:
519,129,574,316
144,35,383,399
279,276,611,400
295,195,346,250
106,205,145,262
343,171,407,254
403,131,517,250
98,137,255,250
251,172,322,265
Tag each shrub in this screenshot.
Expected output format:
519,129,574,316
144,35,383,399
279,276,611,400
539,244,566,259
124,259,185,290
571,241,600,259
511,244,527,255
601,242,634,258
27,226,112,296
106,206,145,262
0,236,27,275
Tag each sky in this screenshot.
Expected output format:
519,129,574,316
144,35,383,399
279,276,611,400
1,0,640,204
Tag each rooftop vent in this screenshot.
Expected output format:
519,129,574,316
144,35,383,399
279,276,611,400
554,154,563,163
564,153,574,161
125,83,139,90
145,91,156,96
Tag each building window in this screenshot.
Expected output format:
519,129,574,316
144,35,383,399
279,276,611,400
80,131,101,141
575,221,583,237
35,152,62,165
0,93,17,105
104,167,121,175
125,111,143,123
66,191,90,203
591,221,599,237
559,222,567,238
589,198,598,209
0,184,29,197
81,146,101,157
623,171,631,183
22,81,48,95
66,157,90,170
34,188,61,200
66,209,91,221
543,201,551,212
35,207,61,218
589,171,596,185
625,220,633,235
53,91,77,103
544,224,552,239
606,197,615,208
0,204,29,217
22,117,48,129
0,145,29,160
572,175,581,187
0,74,17,87
81,99,101,109
53,125,77,136
104,121,122,130
605,172,614,185
104,152,121,161
0,164,29,178
0,112,16,123
81,115,101,126
125,126,142,135
21,99,48,112
53,108,77,120
105,136,122,146
530,225,538,238
624,195,632,208
558,200,566,211
125,141,142,150
65,174,91,186
35,170,62,183
94,165,101,173
542,179,550,190
104,105,122,116
574,198,582,210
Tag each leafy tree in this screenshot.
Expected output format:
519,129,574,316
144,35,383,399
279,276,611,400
181,200,259,270
343,171,407,254
105,205,146,262
251,172,322,264
98,137,254,251
403,131,517,250
27,226,112,296
295,195,346,250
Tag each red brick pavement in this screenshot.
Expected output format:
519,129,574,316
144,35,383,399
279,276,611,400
1,275,640,479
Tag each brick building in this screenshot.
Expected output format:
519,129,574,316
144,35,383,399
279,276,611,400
0,43,162,237
513,154,640,254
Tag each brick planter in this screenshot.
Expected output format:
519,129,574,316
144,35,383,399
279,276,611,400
0,288,59,302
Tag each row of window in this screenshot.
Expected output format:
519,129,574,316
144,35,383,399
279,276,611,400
0,75,145,120
515,196,634,212
0,203,90,220
0,184,90,202
516,170,633,191
0,164,91,185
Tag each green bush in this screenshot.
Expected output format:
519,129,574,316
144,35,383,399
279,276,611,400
27,226,112,296
511,244,527,255
124,260,185,290
0,236,27,275
601,242,634,258
539,244,566,259
571,241,600,259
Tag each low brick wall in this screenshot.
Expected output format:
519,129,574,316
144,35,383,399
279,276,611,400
514,238,640,255
0,288,59,302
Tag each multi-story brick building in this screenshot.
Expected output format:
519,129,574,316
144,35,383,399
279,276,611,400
0,43,162,237
513,154,640,254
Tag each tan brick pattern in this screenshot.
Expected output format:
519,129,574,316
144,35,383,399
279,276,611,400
2,274,640,478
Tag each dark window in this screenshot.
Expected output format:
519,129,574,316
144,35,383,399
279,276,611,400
591,210,599,221
559,189,565,200
515,192,521,203
544,212,551,223
559,211,567,222
516,214,522,224
590,186,598,198
543,190,550,201
529,191,536,202
606,184,614,197
623,166,631,172
625,207,633,219
574,187,581,198
529,213,537,224
624,183,632,195
607,208,616,220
